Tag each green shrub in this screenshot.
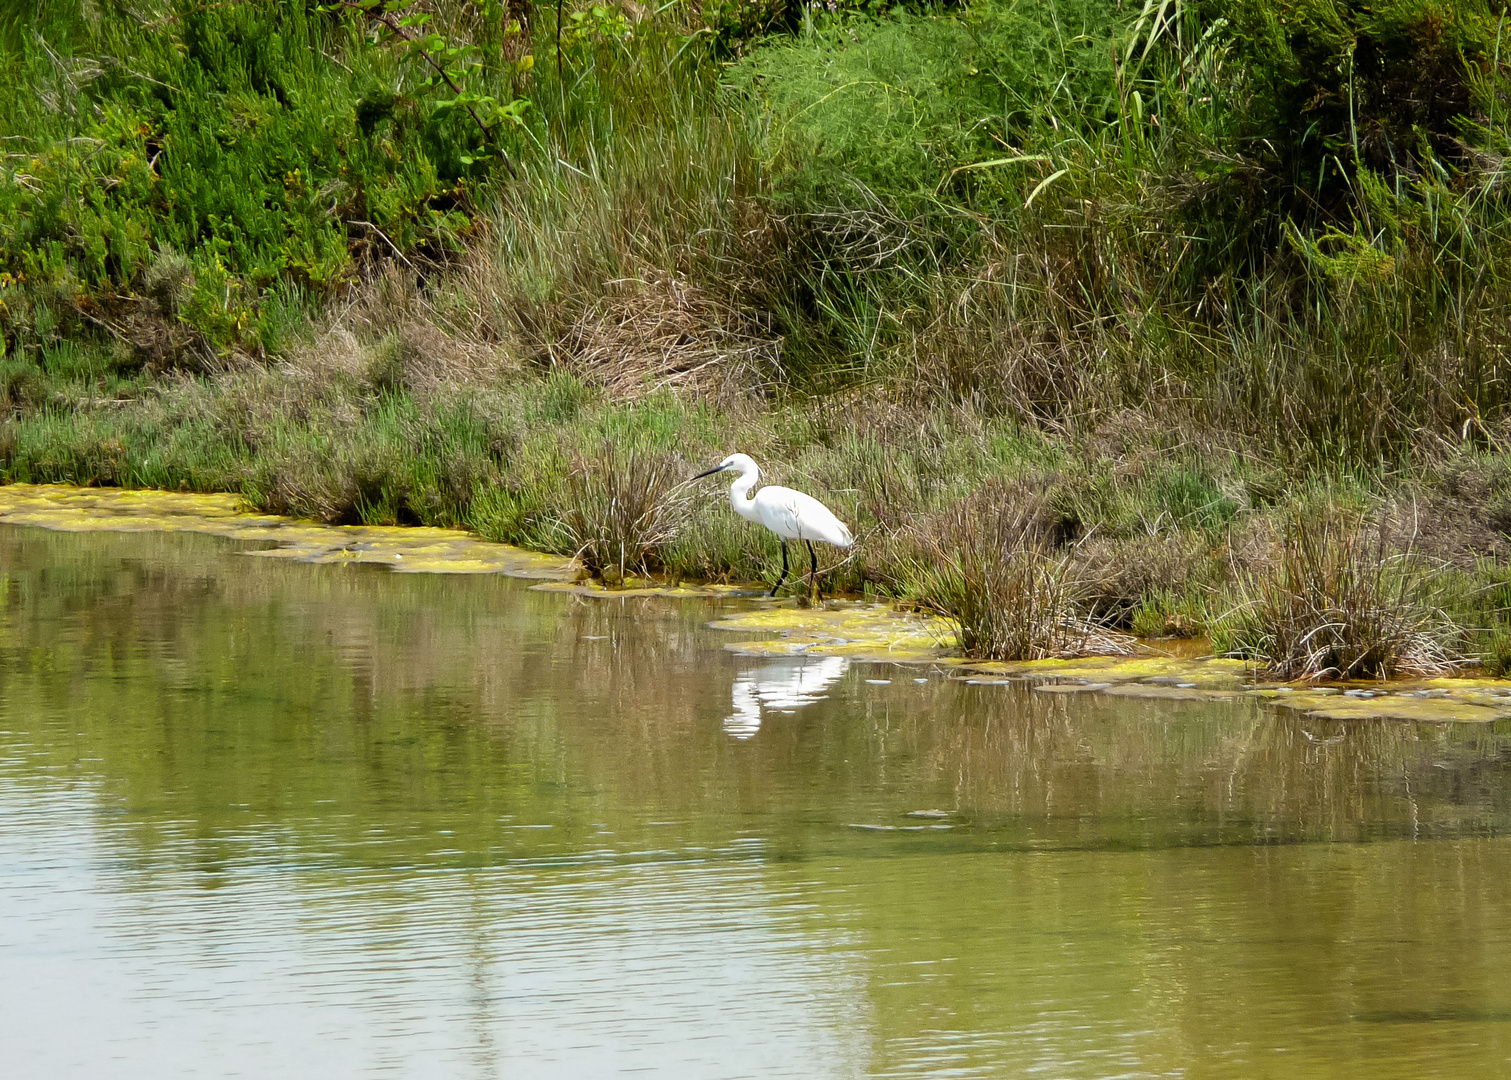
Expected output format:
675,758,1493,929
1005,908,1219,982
1213,0,1498,202
738,0,1129,207
0,0,530,354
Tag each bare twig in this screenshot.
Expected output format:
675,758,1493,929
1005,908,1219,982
336,0,518,179
347,219,419,271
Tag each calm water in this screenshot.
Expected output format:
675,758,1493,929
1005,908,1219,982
2,525,1511,1078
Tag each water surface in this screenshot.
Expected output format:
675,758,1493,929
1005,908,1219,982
2,525,1510,1078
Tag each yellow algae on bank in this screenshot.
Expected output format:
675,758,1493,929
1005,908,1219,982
0,483,261,529
960,649,1511,721
531,579,761,599
0,483,574,579
967,654,1250,692
709,602,953,662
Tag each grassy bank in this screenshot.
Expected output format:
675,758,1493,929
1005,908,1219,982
3,0,1511,672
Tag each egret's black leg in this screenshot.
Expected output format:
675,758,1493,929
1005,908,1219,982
770,540,789,597
807,540,819,599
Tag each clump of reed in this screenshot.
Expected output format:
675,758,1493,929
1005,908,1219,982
1213,505,1459,680
1129,595,1204,639
554,444,688,584
897,483,1131,660
1481,631,1511,677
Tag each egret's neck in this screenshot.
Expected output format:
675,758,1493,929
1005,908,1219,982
728,465,760,522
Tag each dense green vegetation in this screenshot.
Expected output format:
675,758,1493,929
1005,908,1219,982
3,0,1511,669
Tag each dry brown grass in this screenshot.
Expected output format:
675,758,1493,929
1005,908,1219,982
560,275,782,400
898,269,1095,423
1214,506,1460,679
311,266,519,392
900,483,1134,660
555,443,689,583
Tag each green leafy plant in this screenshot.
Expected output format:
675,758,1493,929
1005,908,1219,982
328,0,532,172
0,0,531,357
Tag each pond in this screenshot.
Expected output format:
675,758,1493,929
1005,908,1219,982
2,518,1510,1078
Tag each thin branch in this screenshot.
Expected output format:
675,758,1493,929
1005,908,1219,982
336,0,518,179
347,219,418,271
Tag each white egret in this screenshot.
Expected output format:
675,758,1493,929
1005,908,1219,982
692,453,853,597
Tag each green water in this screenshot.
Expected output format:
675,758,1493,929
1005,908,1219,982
2,525,1510,1078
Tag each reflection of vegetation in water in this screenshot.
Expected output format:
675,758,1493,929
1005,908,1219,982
4,525,1510,870
6,525,1511,1074
839,839,1511,1076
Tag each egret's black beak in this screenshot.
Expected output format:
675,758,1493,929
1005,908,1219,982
691,464,728,481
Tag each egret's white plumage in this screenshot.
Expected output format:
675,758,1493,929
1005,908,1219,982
718,453,853,546
693,452,853,597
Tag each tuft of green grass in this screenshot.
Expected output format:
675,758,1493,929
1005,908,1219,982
1130,593,1205,639
1480,631,1511,677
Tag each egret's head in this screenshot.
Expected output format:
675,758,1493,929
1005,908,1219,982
691,452,758,481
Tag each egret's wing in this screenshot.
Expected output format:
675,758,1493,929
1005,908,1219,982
754,486,854,545
788,490,854,546
753,487,804,540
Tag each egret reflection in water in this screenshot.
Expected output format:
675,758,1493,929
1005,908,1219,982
724,656,850,739
7,526,1511,1078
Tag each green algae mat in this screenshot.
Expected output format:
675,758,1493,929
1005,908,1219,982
0,483,572,578
4,482,1510,723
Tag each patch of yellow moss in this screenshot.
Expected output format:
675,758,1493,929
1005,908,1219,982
709,602,954,662
532,580,760,599
0,483,574,579
967,654,1251,690
960,651,1511,721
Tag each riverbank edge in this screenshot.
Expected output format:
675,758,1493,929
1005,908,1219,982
6,481,1511,726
